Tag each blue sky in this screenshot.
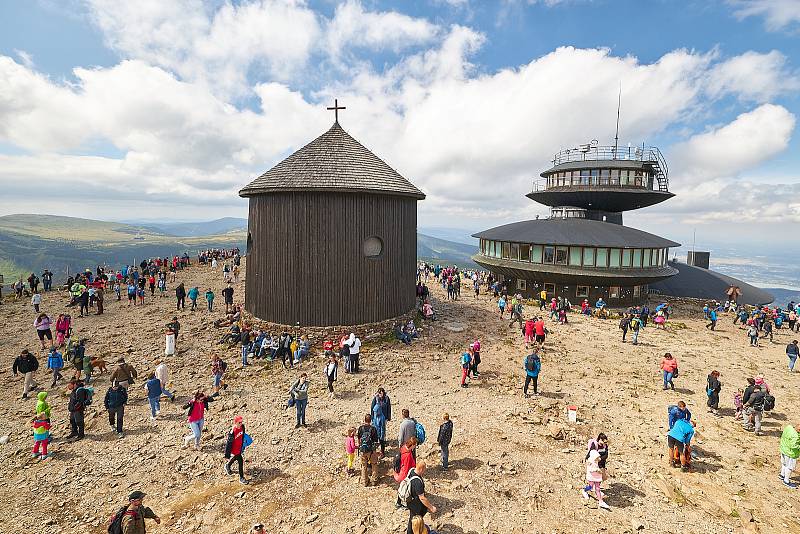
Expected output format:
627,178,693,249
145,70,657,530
1,0,799,251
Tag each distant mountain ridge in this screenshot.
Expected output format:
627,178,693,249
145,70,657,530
0,214,478,284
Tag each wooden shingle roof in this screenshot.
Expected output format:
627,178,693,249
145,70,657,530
239,122,425,199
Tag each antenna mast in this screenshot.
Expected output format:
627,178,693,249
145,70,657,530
614,83,621,156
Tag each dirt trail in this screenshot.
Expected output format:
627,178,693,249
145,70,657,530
0,261,798,533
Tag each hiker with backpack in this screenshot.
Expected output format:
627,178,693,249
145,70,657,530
398,461,436,534
144,373,162,423
183,391,215,450
619,314,630,342
523,350,541,398
629,315,643,345
706,370,722,416
779,424,800,488
398,409,417,452
357,413,380,487
224,415,252,485
370,388,392,456
110,357,137,389
437,413,453,469
31,412,51,461
743,384,769,435
104,380,128,438
66,378,91,441
288,373,309,428
108,490,160,534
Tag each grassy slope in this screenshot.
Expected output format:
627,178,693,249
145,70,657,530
0,214,245,283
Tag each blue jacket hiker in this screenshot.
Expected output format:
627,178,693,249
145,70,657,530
524,352,541,397
145,374,163,420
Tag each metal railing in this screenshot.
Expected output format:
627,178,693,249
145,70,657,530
533,144,669,193
532,176,656,192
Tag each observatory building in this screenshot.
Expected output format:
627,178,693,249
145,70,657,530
240,103,425,326
472,143,680,306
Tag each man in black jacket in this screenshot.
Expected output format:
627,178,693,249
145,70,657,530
104,381,128,438
437,413,453,469
12,349,39,399
67,379,90,440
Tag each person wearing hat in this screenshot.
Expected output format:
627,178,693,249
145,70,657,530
224,415,251,485
120,491,160,534
250,523,265,534
110,357,137,389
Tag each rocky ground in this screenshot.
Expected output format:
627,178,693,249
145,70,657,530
0,261,799,534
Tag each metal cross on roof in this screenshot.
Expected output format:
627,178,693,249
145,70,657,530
327,99,346,123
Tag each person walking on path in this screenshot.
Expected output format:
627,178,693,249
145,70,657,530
357,413,380,487
583,433,609,497
787,340,799,372
660,353,678,390
401,462,436,534
46,347,64,387
110,357,137,389
104,380,128,438
31,412,51,461
324,353,338,399
523,350,541,398
115,491,161,534
175,283,186,311
31,291,42,313
154,359,176,401
183,391,215,450
706,370,722,416
144,373,162,423
205,288,215,312
748,323,759,347
211,354,227,394
13,349,39,399
706,308,718,331
459,348,472,389
66,379,90,441
222,284,234,313
780,424,800,488
619,315,630,343
394,437,418,482
743,385,766,435
344,427,358,476
33,313,53,350
370,388,392,456
470,340,481,377
187,286,199,311
371,399,388,460
398,409,417,450
629,315,643,345
437,413,453,469
289,373,309,428
582,450,611,509
224,415,252,485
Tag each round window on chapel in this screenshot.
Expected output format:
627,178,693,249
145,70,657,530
363,236,383,258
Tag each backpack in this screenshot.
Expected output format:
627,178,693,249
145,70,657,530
525,354,538,372
397,473,421,508
460,353,471,369
763,394,776,411
393,453,402,473
219,360,228,373
415,420,426,445
77,386,94,406
631,319,640,331
107,505,131,534
358,425,375,454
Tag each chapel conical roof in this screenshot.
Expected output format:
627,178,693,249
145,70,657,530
239,122,425,199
